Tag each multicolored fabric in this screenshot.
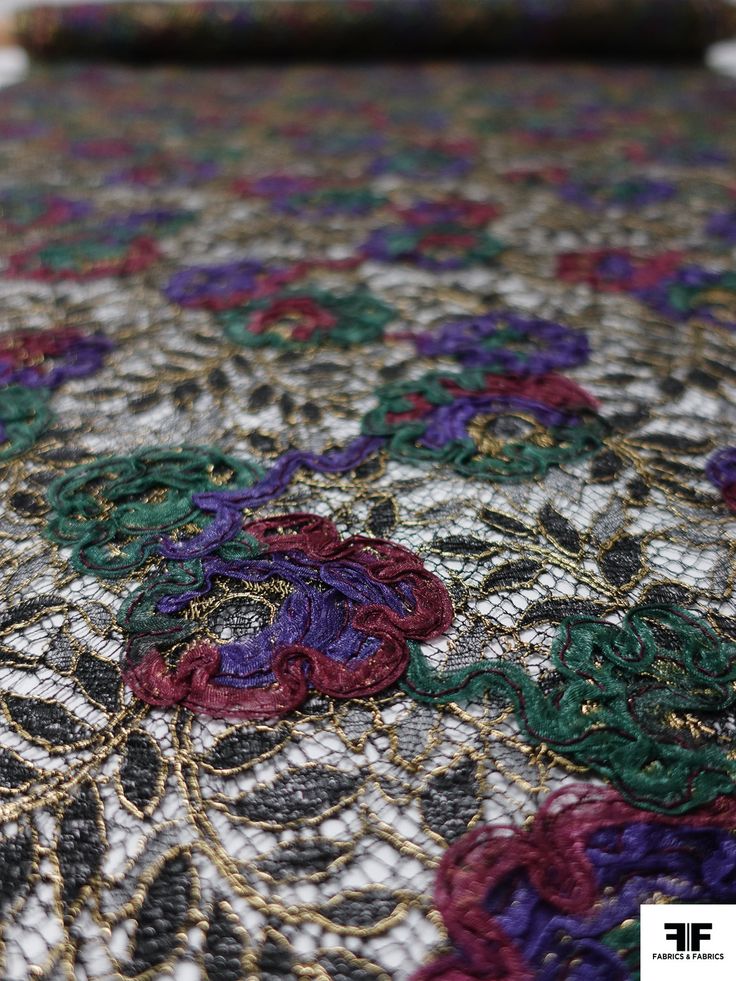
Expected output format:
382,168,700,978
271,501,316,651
1,50,736,981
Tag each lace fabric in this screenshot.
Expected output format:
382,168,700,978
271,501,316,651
0,59,736,979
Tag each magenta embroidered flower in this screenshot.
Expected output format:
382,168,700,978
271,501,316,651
122,513,453,720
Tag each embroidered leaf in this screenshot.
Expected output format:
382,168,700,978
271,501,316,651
231,767,361,825
600,534,642,587
120,731,165,816
429,535,492,557
482,559,542,591
4,694,92,748
203,899,246,981
421,757,480,842
539,503,581,554
0,751,38,791
58,781,104,917
318,952,389,981
207,366,230,394
258,932,295,981
367,497,397,537
0,825,34,915
322,888,402,929
128,853,193,975
590,448,624,481
75,649,121,713
207,727,289,772
255,838,350,882
479,507,535,538
519,598,608,626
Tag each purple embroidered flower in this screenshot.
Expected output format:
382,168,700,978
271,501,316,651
163,259,306,310
122,513,453,721
706,210,736,245
105,156,219,187
363,224,504,271
706,447,736,513
413,311,589,374
559,176,676,210
368,140,476,179
0,188,91,231
0,328,112,390
637,265,736,329
415,785,736,981
395,197,500,228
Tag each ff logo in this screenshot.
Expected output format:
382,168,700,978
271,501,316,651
664,923,712,953
641,905,735,979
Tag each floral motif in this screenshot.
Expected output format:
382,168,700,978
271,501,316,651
637,265,736,330
405,605,736,812
556,248,682,293
121,513,453,719
394,197,500,227
706,209,736,244
362,370,604,480
0,187,91,231
412,311,589,374
415,785,736,981
234,176,385,216
105,155,218,187
368,140,476,178
45,446,263,578
706,447,736,512
6,228,159,280
219,287,395,349
559,176,676,209
0,328,112,389
163,259,307,310
0,385,51,461
363,224,504,271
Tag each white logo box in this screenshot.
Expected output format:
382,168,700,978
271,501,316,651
640,905,736,980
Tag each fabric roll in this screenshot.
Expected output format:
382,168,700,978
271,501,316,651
15,0,736,61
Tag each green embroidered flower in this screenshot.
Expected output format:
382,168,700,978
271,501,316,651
219,287,395,349
361,369,606,481
404,605,736,813
45,446,263,578
0,385,51,461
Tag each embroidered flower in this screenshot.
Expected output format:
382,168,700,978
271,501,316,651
0,328,112,389
45,446,263,579
0,385,51,461
394,197,500,228
404,605,736,812
6,228,159,280
363,224,504,271
219,287,395,349
415,785,736,981
105,156,218,187
706,447,736,512
0,187,91,231
121,513,453,720
706,209,736,245
556,248,682,293
234,176,385,216
413,311,589,374
163,259,306,310
559,176,676,210
637,264,736,330
362,370,604,480
368,139,476,178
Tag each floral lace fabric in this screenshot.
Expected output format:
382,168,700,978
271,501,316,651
1,59,736,979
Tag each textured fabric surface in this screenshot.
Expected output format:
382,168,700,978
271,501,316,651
15,0,736,60
1,57,736,979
